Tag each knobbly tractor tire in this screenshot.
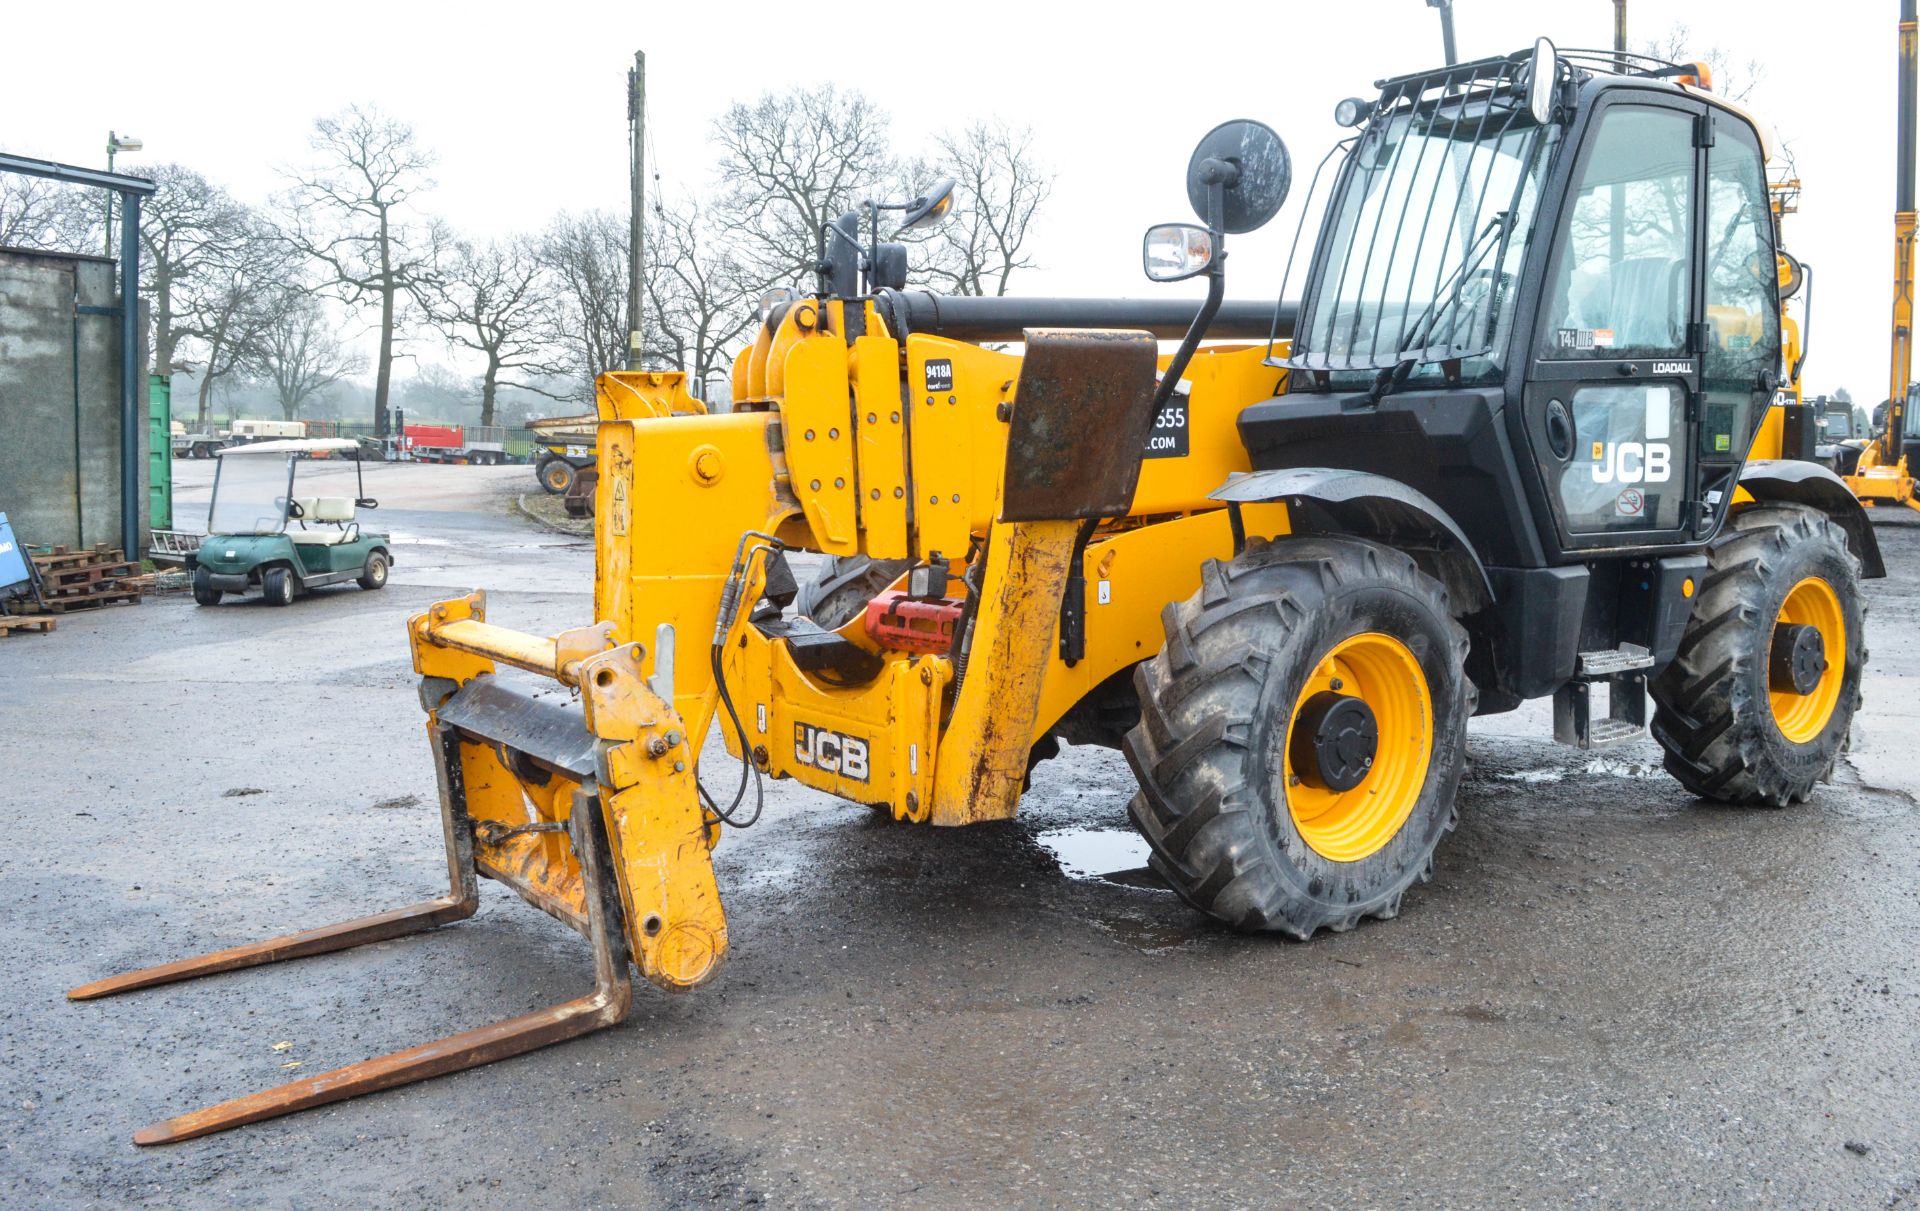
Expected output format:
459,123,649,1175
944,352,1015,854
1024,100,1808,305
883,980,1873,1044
262,566,296,607
796,555,913,630
191,566,222,606
358,551,390,591
1124,536,1472,938
1651,503,1865,805
538,457,576,495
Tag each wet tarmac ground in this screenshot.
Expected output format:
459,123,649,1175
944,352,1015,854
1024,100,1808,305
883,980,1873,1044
3,466,1918,1207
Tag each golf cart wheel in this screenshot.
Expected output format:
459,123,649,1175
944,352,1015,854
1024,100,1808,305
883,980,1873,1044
191,566,222,606
1124,536,1471,938
358,551,390,591
262,566,296,607
1651,503,1865,805
540,458,576,495
797,555,914,630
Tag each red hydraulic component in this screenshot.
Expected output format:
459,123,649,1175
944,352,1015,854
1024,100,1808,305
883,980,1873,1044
863,591,963,653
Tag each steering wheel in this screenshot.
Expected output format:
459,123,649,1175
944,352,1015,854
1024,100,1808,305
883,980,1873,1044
284,499,305,519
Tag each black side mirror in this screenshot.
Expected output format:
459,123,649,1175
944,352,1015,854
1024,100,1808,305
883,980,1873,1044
897,178,956,232
1185,119,1291,234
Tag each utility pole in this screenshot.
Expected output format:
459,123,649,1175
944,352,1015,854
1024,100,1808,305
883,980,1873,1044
1613,0,1627,56
628,51,646,372
1425,0,1457,66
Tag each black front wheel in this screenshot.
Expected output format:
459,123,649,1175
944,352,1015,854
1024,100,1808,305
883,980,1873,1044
191,566,222,606
1125,536,1473,938
539,458,576,495
1651,503,1866,805
262,567,296,607
358,551,389,591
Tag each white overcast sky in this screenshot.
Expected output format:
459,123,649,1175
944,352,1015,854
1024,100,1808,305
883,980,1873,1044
2,0,1896,402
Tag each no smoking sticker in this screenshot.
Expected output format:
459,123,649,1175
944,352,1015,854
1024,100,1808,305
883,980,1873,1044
1615,487,1645,517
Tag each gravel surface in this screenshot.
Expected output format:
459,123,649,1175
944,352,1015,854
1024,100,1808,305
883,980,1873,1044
4,471,1917,1208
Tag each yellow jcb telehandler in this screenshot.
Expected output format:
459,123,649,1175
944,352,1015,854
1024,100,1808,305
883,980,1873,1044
75,37,1882,1144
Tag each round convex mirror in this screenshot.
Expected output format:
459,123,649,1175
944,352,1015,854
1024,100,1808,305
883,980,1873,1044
1184,119,1291,235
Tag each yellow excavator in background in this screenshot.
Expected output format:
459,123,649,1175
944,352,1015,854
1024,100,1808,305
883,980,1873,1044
1847,0,1920,512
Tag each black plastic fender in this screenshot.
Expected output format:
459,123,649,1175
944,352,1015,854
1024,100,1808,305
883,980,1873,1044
1211,468,1492,612
1738,460,1886,579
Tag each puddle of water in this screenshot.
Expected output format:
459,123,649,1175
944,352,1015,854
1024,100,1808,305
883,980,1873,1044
387,533,453,547
1500,767,1566,784
1499,757,1663,784
1035,827,1155,884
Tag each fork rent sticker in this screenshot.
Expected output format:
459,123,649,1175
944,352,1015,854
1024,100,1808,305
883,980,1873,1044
1144,400,1189,459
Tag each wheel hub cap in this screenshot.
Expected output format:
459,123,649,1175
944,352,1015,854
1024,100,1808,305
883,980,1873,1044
1769,622,1826,695
1289,691,1379,792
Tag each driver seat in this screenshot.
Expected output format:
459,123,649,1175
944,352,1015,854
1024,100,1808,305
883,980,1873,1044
289,497,358,545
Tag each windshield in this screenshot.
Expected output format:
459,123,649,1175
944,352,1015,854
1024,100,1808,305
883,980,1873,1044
209,453,295,535
1290,100,1555,382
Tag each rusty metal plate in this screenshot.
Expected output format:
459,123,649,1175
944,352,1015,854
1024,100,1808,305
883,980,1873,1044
437,676,597,780
999,328,1158,522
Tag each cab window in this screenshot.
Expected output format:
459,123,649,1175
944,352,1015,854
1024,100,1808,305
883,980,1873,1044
1699,120,1780,458
1539,106,1695,360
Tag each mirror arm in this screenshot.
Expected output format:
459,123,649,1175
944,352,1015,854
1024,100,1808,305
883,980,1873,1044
1153,177,1230,411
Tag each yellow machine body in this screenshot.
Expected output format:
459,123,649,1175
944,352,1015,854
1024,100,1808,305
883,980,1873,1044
399,301,1294,1001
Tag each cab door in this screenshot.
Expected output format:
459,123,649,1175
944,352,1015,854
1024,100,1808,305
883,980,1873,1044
1521,96,1705,552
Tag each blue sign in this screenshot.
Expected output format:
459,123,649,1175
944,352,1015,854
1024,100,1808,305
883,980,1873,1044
0,513,33,593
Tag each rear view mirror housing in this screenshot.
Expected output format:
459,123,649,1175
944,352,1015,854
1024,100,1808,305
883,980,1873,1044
1526,38,1558,124
897,178,956,232
1185,119,1291,235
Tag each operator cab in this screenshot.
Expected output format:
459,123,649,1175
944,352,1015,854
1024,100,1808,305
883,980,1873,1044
1254,41,1782,569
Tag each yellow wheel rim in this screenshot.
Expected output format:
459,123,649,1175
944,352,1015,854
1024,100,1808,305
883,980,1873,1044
1283,632,1433,863
1770,576,1845,744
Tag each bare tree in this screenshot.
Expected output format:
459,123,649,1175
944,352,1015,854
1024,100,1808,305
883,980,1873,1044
281,105,442,436
399,363,474,421
644,196,760,391
138,165,255,382
0,174,99,252
245,293,364,420
179,212,301,430
908,121,1053,297
531,210,629,400
423,236,553,426
711,86,894,286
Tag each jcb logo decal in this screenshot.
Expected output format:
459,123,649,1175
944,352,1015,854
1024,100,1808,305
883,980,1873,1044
794,723,870,782
1591,441,1672,484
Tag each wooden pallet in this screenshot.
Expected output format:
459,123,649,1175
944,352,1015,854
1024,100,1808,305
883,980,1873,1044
41,561,137,590
20,592,141,615
29,544,123,569
0,616,56,636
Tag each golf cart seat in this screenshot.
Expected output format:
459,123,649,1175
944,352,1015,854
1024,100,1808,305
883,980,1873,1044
289,497,358,545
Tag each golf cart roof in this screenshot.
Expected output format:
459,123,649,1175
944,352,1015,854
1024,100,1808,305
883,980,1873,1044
216,438,362,456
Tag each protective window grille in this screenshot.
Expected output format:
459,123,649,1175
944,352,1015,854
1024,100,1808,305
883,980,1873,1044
1274,54,1559,375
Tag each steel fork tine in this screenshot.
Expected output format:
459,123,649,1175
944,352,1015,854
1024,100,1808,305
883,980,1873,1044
66,896,478,1001
125,791,631,1145
70,732,481,1003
